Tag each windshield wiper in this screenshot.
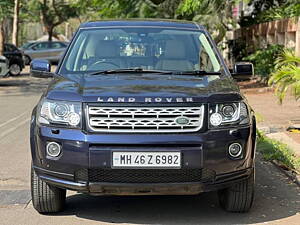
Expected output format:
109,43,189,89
172,70,222,75
89,68,173,75
89,68,221,76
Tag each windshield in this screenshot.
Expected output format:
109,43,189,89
59,27,223,75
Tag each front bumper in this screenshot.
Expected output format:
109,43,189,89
34,166,253,195
31,124,256,195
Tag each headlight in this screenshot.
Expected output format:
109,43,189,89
209,102,249,128
38,99,81,128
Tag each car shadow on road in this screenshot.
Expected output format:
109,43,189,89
51,154,300,225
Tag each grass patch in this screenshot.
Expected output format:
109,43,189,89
257,131,300,172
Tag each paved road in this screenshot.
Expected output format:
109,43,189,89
0,75,299,225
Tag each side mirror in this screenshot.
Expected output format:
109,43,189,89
30,59,53,78
232,62,254,80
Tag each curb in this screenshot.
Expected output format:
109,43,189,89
271,160,300,187
257,126,285,134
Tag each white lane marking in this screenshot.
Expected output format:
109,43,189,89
0,118,30,141
0,111,29,128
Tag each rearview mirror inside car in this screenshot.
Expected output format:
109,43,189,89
30,59,53,78
231,62,254,81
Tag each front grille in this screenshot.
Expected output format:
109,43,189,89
87,106,204,133
75,168,215,183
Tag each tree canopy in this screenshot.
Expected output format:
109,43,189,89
0,0,14,19
26,0,84,41
2,0,299,48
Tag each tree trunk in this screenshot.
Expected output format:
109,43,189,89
12,0,20,46
46,26,54,41
0,21,5,56
65,22,69,40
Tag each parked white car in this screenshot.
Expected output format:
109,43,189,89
0,55,9,78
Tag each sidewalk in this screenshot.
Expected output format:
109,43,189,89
243,88,300,130
242,84,300,159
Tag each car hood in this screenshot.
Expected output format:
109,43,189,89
45,73,242,103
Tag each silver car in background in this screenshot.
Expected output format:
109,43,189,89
23,41,68,65
0,56,9,78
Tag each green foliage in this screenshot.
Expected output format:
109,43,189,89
90,0,155,19
0,0,14,19
268,50,300,102
28,0,80,24
25,0,84,40
177,0,241,43
257,1,300,23
243,44,284,81
241,0,300,27
92,0,137,18
247,0,288,16
257,131,300,172
90,0,181,19
228,39,249,61
177,0,203,15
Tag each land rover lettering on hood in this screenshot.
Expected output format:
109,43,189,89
30,19,256,214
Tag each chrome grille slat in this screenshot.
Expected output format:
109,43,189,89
87,106,204,133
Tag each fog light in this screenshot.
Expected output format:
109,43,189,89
46,142,61,157
228,143,242,158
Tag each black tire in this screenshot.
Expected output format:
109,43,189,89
218,169,254,213
31,167,66,213
9,63,21,76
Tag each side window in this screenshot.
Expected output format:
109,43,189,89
32,42,49,50
50,42,64,49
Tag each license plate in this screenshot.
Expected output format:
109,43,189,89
112,152,181,168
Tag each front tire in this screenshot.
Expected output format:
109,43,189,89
9,63,21,76
31,167,66,213
218,169,254,212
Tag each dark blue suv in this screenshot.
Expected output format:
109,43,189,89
30,19,256,213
